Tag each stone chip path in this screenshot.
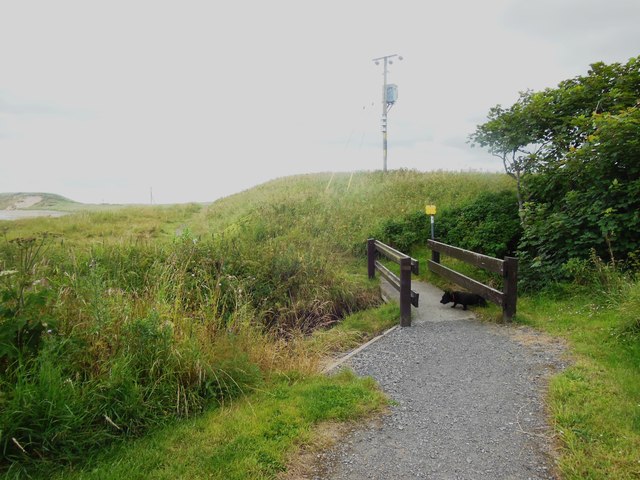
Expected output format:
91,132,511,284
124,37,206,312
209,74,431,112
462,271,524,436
319,280,565,480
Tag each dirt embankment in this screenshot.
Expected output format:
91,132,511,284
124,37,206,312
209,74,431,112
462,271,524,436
4,195,43,210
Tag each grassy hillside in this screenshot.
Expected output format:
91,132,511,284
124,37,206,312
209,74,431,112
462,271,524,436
0,193,80,211
1,170,637,479
0,170,512,478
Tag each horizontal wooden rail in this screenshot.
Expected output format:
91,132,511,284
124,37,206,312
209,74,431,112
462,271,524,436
427,260,503,306
427,240,503,274
427,239,518,322
367,238,418,326
375,260,400,290
374,240,419,275
375,261,419,307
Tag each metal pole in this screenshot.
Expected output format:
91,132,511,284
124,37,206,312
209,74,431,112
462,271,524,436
373,54,402,174
382,57,388,173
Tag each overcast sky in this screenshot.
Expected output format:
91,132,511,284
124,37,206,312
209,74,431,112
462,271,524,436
1,0,638,204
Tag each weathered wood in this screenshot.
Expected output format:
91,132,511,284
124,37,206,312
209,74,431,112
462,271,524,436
428,260,503,306
374,240,406,263
375,240,419,272
427,240,504,274
431,248,440,264
502,256,518,322
411,258,419,275
376,262,419,309
399,257,412,327
375,260,400,291
411,290,419,308
375,261,419,308
367,238,376,279
369,238,419,327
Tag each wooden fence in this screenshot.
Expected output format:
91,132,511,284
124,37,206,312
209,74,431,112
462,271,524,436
367,239,419,327
427,239,518,322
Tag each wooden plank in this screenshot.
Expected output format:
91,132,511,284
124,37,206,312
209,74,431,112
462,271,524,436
375,261,400,291
502,256,518,322
428,260,504,306
427,240,503,274
400,257,411,326
411,258,419,275
375,261,419,307
367,239,376,279
373,239,418,273
411,290,419,308
374,240,405,263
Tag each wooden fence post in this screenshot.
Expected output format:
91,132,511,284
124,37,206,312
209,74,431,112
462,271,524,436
367,239,376,279
431,247,440,264
400,257,412,327
502,256,518,322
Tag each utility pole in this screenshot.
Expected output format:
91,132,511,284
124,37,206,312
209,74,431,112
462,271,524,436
372,54,402,172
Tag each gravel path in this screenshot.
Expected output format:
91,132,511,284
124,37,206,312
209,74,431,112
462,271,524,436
319,280,565,480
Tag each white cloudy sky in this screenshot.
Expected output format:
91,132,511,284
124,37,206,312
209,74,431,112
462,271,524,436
1,0,638,204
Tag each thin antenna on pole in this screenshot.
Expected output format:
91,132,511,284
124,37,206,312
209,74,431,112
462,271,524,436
372,54,403,173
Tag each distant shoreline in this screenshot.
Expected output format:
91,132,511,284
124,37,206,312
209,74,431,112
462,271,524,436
0,210,69,221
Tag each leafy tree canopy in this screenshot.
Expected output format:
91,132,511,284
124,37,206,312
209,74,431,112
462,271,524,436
471,55,640,286
471,56,640,172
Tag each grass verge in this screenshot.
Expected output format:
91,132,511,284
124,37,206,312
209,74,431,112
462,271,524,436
6,304,398,480
45,370,386,480
515,284,640,480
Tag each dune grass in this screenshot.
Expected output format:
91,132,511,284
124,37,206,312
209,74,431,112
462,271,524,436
6,304,397,480
3,170,637,478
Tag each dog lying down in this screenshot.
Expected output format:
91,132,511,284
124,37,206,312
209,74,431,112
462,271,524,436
440,291,487,310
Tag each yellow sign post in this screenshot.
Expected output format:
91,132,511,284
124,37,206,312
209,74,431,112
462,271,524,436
425,205,436,239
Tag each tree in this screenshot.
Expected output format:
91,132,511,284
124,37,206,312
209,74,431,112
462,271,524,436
470,56,640,285
469,90,550,214
469,56,640,217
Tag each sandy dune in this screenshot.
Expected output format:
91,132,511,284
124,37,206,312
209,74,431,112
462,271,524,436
6,195,43,210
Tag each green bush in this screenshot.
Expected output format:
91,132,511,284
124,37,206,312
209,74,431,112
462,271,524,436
374,190,521,259
375,211,430,254
438,190,521,258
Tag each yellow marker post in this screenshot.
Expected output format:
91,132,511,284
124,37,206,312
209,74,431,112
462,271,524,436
425,205,436,239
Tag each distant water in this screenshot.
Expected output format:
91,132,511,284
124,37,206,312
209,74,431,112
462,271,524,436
0,210,69,221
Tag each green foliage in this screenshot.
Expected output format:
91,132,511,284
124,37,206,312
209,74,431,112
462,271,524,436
519,106,640,288
438,190,521,258
0,237,55,369
0,170,513,475
46,371,386,480
374,190,521,259
472,55,640,287
516,279,640,479
471,56,640,172
375,210,430,254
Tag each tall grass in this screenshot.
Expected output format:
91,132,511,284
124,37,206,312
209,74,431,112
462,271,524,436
0,170,514,475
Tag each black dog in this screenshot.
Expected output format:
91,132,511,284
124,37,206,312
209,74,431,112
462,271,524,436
440,291,487,310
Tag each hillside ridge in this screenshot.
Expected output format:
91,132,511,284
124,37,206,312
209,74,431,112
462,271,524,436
0,192,78,210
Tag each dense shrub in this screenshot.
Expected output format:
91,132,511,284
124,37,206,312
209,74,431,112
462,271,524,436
375,211,430,254
471,56,640,288
0,170,516,474
438,190,521,258
374,190,521,259
518,108,640,288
